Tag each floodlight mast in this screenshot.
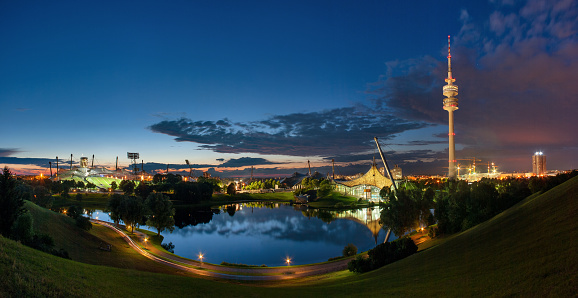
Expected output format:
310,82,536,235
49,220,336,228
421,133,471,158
127,152,140,178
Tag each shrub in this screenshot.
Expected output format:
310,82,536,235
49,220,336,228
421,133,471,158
428,226,438,238
66,205,82,219
348,237,418,273
11,212,34,244
348,255,371,273
342,243,357,257
75,216,92,231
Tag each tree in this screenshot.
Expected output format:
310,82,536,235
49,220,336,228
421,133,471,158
317,179,333,198
145,193,175,236
342,243,358,257
107,194,124,226
11,212,34,244
75,216,92,231
135,181,152,199
110,181,118,192
66,205,82,219
121,196,146,233
76,181,85,189
197,177,221,193
226,183,236,195
0,167,26,237
32,185,53,208
119,180,136,195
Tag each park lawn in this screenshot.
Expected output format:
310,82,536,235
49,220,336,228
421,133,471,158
2,175,577,296
307,192,361,208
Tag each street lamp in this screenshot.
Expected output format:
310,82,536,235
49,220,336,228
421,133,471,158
198,252,204,268
144,236,148,248
285,257,291,266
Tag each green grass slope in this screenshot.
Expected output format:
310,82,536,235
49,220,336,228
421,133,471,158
2,176,577,297
26,202,190,275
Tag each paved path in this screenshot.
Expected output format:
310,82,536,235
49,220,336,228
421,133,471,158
92,219,353,281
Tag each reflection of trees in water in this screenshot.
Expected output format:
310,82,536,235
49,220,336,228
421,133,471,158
226,205,236,217
173,206,217,228
84,209,95,217
301,209,336,224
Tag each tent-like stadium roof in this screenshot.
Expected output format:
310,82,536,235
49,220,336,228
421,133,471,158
335,165,392,189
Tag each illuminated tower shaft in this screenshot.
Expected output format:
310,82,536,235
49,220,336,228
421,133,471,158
443,36,459,179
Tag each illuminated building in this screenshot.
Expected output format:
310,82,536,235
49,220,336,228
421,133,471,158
443,35,459,180
532,152,546,176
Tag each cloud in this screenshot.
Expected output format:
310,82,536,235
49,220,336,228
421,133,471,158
0,148,20,157
217,157,280,168
149,108,428,158
0,157,59,168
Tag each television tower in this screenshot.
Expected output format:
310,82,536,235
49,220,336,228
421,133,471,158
443,35,459,179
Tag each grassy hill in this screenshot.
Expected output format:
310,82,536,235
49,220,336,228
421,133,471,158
2,176,577,297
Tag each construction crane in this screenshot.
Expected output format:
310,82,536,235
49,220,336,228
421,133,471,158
374,137,397,244
185,160,194,178
457,157,482,175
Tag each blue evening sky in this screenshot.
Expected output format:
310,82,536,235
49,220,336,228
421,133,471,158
1,0,576,176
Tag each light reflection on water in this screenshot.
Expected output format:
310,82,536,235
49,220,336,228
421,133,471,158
87,203,395,266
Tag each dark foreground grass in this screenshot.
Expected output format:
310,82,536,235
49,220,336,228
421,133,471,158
2,176,577,297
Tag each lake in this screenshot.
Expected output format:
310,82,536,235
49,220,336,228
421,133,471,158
87,202,395,266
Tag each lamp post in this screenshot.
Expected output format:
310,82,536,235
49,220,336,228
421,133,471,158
285,257,291,267
198,252,204,268
144,236,148,249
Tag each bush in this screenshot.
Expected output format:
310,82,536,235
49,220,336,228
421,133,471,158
66,205,82,219
334,202,344,208
342,243,358,257
76,193,83,202
75,216,92,231
348,255,371,273
428,226,438,238
11,212,34,244
348,237,418,273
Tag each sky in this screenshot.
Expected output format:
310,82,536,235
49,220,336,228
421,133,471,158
1,0,577,178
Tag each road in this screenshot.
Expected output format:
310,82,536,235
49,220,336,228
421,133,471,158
93,219,353,281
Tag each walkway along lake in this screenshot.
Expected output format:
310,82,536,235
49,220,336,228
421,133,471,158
87,202,396,267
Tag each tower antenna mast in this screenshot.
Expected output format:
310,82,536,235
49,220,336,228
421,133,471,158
443,35,459,180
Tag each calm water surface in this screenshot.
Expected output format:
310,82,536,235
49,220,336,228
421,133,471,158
88,203,394,266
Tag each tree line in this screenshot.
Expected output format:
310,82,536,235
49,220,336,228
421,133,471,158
380,171,578,237
293,177,334,200
107,192,175,235
0,167,69,258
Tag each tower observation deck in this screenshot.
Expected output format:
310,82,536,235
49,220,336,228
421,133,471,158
443,36,459,179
